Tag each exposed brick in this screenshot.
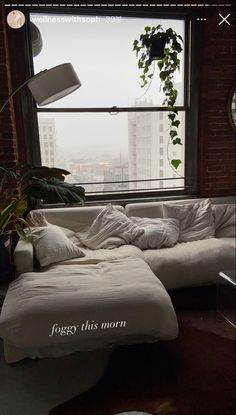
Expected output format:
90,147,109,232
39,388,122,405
0,2,19,197
198,7,236,197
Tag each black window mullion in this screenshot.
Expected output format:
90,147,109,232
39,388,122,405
36,106,187,113
26,8,196,201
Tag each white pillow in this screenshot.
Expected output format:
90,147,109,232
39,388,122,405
213,204,236,238
26,225,85,267
130,217,179,249
163,199,215,242
77,204,144,250
27,210,48,227
27,210,80,245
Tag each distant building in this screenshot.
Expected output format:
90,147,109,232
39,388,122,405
38,118,57,167
128,98,185,191
103,164,129,193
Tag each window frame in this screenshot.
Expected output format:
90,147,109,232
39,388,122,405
11,6,199,202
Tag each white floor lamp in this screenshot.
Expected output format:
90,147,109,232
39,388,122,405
0,62,81,113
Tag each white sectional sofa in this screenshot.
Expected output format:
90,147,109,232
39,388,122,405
14,196,236,288
125,196,236,289
0,196,235,363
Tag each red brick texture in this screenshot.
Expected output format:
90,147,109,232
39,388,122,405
0,2,19,169
198,9,236,196
0,2,235,197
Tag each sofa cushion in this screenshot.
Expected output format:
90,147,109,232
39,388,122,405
77,204,144,250
26,225,85,267
219,237,236,248
35,205,125,232
213,204,236,238
130,217,179,249
143,238,235,289
126,202,164,219
27,210,80,244
163,199,215,242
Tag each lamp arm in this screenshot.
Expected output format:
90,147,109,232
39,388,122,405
0,78,32,114
0,70,47,114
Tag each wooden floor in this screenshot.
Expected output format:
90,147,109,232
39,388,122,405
50,286,236,415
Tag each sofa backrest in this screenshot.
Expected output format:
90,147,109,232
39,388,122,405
125,196,236,218
36,205,125,232
36,197,235,229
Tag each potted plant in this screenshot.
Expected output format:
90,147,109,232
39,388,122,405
133,25,183,170
0,165,85,279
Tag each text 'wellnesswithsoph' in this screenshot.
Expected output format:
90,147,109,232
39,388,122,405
49,320,127,337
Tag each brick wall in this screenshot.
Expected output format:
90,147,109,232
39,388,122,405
0,3,19,170
198,9,236,196
0,2,235,197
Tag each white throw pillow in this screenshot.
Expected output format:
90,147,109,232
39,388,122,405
26,225,85,267
77,204,144,250
27,210,80,245
213,204,236,238
27,210,48,227
130,217,180,249
163,199,215,242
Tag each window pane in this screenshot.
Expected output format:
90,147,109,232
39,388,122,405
38,111,185,193
31,13,185,108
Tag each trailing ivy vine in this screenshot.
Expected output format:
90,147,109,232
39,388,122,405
133,25,183,170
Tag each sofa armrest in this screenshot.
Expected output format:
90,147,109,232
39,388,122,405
14,240,34,275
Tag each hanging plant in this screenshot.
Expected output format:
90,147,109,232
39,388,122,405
133,25,183,170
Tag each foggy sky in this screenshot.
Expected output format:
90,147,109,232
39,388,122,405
32,13,184,158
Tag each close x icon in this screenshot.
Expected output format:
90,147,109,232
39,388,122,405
218,13,231,26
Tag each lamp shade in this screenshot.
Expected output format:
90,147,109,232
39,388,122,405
27,63,81,106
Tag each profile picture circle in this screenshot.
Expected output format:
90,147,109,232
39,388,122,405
7,10,25,29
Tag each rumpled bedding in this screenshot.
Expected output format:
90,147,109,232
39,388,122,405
0,246,178,363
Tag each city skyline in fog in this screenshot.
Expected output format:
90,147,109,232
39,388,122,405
32,12,184,158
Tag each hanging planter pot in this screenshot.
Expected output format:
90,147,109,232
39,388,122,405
149,36,167,61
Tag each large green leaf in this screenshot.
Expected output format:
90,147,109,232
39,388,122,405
0,199,27,233
24,178,85,204
15,224,28,241
21,166,71,182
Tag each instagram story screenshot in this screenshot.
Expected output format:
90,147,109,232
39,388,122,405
0,1,235,415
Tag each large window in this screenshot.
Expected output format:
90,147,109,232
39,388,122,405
29,11,195,199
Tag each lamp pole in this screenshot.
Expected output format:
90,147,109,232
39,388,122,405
0,70,47,114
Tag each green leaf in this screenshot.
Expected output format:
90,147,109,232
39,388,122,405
158,61,164,70
171,159,182,169
15,224,28,241
144,26,151,32
24,178,85,204
173,138,182,145
172,120,180,128
0,199,27,233
21,166,70,182
168,113,176,121
159,71,169,81
170,130,178,139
